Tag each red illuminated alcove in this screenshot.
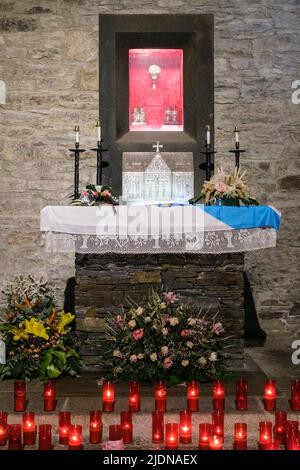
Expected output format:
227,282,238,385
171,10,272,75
129,49,183,132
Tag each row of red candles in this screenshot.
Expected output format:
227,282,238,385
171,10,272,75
12,379,300,413
0,409,299,451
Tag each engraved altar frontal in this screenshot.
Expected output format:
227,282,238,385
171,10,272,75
122,151,194,203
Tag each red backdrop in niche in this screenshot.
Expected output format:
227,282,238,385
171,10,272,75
129,49,183,131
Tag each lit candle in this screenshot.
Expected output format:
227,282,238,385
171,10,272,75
96,120,101,143
0,415,8,446
128,381,140,412
209,434,223,450
74,125,80,145
102,380,115,412
233,423,247,450
199,423,212,450
290,379,300,411
8,424,22,450
187,381,199,412
89,410,102,444
235,379,248,411
213,380,225,411
120,411,133,444
14,380,26,412
179,410,192,444
22,412,36,446
152,411,164,444
155,381,167,412
234,126,239,144
68,424,82,451
258,421,273,450
38,424,52,451
165,423,179,450
59,411,71,445
264,379,276,411
212,410,224,440
274,411,287,445
43,380,56,412
109,424,122,442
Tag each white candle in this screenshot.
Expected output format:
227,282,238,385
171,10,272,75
206,125,211,145
235,126,239,144
74,125,80,144
96,121,101,142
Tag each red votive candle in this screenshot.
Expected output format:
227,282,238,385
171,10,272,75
187,381,199,412
274,411,287,445
234,423,247,450
0,411,8,445
128,381,140,412
199,423,212,450
285,420,299,449
38,424,53,450
22,412,36,445
213,380,225,410
264,379,276,411
0,411,8,424
68,424,82,450
89,410,102,444
152,411,164,444
290,379,300,411
259,421,273,450
235,379,248,411
155,381,167,412
120,411,133,444
212,410,224,440
8,424,22,450
209,434,223,450
179,410,192,444
14,380,26,412
165,423,179,450
43,381,56,412
59,411,71,445
109,424,122,441
102,381,115,412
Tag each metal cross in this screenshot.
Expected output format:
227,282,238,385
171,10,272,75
153,141,163,154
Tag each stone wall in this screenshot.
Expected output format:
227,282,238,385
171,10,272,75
0,0,299,329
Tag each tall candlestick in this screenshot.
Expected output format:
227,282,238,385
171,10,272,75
233,423,247,450
22,412,36,446
155,381,167,412
187,381,199,412
120,411,133,444
128,381,140,412
8,424,22,450
59,411,71,445
234,126,239,145
102,381,115,412
259,421,273,450
14,380,26,412
89,410,102,444
179,410,192,444
43,380,56,412
199,423,212,450
264,379,276,411
38,424,53,451
213,380,225,411
96,120,101,143
68,424,82,451
206,125,211,145
165,423,178,450
235,379,248,411
74,125,80,145
152,411,164,444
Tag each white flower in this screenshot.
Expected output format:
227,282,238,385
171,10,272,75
188,318,196,326
128,319,136,329
181,359,189,367
160,302,167,309
186,341,193,349
145,316,151,323
169,317,179,326
209,352,218,362
150,353,158,362
161,346,169,356
162,327,169,336
136,307,144,316
130,354,138,363
199,356,207,367
137,353,144,360
113,349,122,358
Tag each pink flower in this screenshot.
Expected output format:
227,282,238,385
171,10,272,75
213,322,225,335
214,181,227,193
116,315,125,328
163,291,179,305
132,328,144,341
163,357,173,369
102,189,111,197
180,329,195,338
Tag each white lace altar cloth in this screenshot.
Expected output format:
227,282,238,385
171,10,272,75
40,205,277,254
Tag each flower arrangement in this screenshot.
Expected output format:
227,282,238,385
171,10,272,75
102,290,226,385
190,167,258,206
0,275,82,381
71,184,118,206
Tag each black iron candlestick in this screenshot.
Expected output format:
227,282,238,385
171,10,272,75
69,142,86,199
90,140,109,186
229,141,246,169
199,141,216,180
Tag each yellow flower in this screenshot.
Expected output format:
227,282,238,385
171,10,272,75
56,311,75,334
24,318,49,340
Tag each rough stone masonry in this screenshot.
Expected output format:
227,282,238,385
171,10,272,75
0,1,299,336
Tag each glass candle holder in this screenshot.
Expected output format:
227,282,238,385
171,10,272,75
259,421,273,450
179,410,192,444
152,411,164,444
213,380,225,411
264,380,276,411
290,380,300,411
89,410,102,444
59,411,71,445
165,423,179,450
0,422,8,446
68,424,82,451
109,424,122,441
235,379,248,411
14,380,26,412
199,423,212,450
39,424,53,451
212,410,224,440
209,434,223,450
0,411,7,424
102,381,115,412
8,424,22,450
274,411,287,444
234,423,247,450
155,381,167,412
128,381,140,412
187,381,199,412
22,412,36,445
121,411,133,444
43,381,56,412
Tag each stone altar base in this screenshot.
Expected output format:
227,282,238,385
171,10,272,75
74,253,245,370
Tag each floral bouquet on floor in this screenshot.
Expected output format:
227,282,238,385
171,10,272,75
71,183,118,206
189,166,259,206
0,275,82,381
102,290,227,385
